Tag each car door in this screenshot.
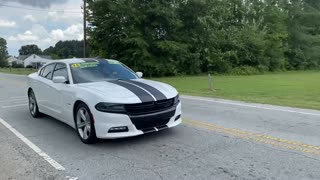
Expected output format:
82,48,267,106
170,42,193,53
36,63,56,116
50,63,74,125
30,67,44,106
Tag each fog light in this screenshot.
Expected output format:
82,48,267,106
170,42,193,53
108,126,129,133
175,115,181,121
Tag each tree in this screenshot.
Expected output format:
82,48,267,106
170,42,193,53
0,37,9,67
285,0,320,70
43,40,89,59
87,0,187,76
86,0,320,76
19,44,42,55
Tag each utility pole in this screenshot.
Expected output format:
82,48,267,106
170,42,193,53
83,0,87,58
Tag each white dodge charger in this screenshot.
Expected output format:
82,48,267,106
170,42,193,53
27,58,182,144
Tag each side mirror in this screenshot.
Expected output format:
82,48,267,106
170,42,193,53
136,72,143,78
52,76,67,84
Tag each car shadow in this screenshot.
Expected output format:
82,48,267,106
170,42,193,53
95,128,179,145
36,113,181,148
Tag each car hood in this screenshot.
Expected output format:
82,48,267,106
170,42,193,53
76,79,178,104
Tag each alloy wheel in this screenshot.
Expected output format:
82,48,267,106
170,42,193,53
76,107,92,140
28,91,36,115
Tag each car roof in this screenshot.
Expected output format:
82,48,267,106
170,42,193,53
48,58,118,65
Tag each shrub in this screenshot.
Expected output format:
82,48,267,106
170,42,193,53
257,65,269,72
230,66,261,75
12,63,24,68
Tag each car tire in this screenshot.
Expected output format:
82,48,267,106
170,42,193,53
28,89,42,118
75,103,97,144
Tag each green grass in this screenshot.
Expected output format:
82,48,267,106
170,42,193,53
152,71,320,110
0,68,37,75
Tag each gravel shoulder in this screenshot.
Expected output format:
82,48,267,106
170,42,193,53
0,123,66,180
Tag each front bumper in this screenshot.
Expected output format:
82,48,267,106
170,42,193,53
93,102,182,139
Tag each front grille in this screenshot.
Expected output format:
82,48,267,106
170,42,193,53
132,118,171,131
129,106,175,130
125,98,174,115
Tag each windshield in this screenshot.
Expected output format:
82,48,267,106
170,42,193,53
70,59,138,84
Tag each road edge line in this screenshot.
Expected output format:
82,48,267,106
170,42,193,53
181,96,320,117
1,104,28,108
10,96,27,99
0,98,27,103
0,117,65,171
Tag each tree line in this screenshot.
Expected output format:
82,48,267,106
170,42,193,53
86,0,320,76
0,40,88,68
18,40,88,59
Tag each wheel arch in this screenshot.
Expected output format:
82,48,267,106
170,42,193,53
73,99,97,144
27,87,33,95
72,89,99,124
73,100,94,122
73,100,85,122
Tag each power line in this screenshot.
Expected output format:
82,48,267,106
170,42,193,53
0,3,82,14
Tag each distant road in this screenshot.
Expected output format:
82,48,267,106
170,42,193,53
1,72,320,180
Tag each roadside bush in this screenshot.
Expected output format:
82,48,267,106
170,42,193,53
306,61,319,70
26,65,33,69
230,66,261,75
12,62,24,68
257,65,269,73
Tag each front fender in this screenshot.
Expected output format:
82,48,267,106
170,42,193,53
72,86,103,115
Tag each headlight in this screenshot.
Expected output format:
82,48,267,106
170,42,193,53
95,103,126,113
174,95,180,105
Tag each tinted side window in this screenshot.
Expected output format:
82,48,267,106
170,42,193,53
42,64,55,80
53,63,68,81
39,68,44,76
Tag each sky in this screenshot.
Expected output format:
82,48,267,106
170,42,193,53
0,0,84,56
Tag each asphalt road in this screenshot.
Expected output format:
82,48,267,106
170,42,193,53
1,73,320,180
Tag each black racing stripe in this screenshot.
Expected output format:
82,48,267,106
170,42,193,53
125,80,167,101
108,80,154,103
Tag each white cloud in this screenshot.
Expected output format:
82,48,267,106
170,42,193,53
31,24,49,37
50,24,83,41
64,24,83,40
48,11,58,18
43,38,52,43
51,29,65,40
24,31,33,35
0,0,83,55
47,11,82,23
9,31,39,41
24,15,37,22
0,19,16,27
65,24,81,34
7,24,83,53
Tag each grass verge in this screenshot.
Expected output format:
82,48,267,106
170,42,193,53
152,71,320,110
0,68,37,75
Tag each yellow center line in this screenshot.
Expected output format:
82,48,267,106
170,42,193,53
183,119,320,156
